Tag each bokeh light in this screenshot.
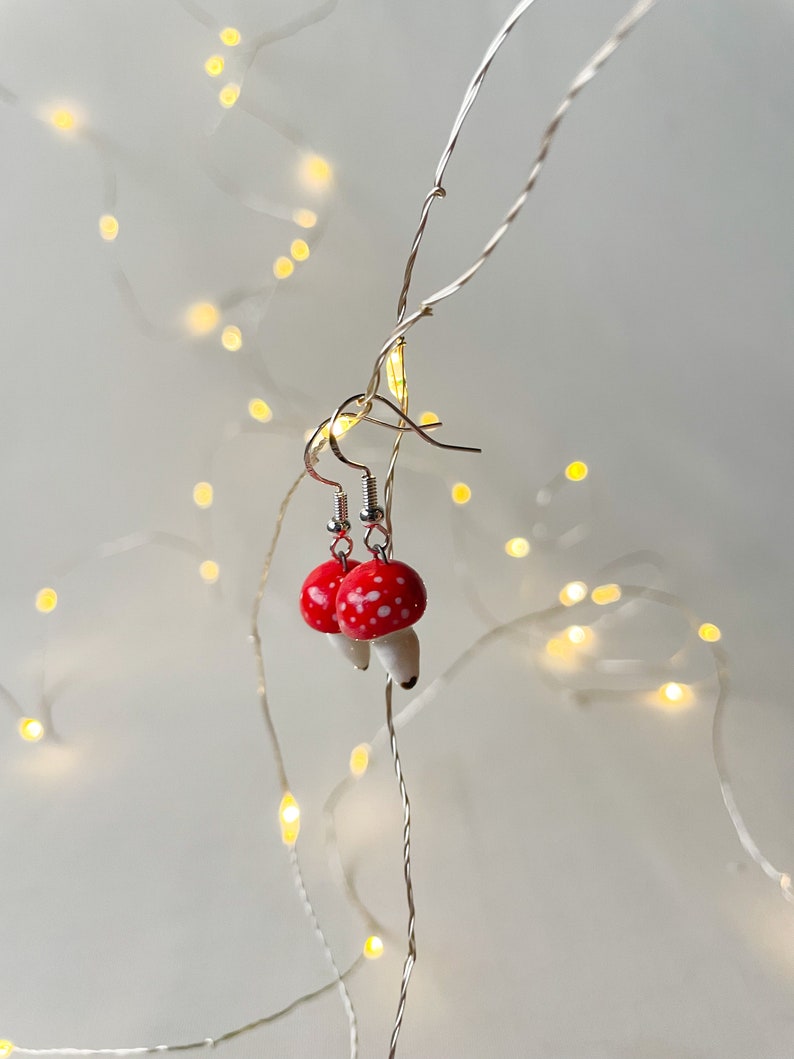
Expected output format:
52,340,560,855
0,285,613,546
657,682,692,708
559,581,587,606
419,411,438,426
192,482,213,509
98,214,119,241
273,257,294,279
35,588,58,613
279,792,300,845
363,935,384,960
249,398,273,423
290,239,310,262
591,583,622,605
199,560,220,584
186,302,219,335
565,461,589,482
504,537,530,558
219,84,240,108
301,154,332,187
204,55,224,77
451,482,472,505
221,325,242,351
292,208,317,229
219,27,241,46
350,744,370,777
698,623,721,643
50,108,75,130
18,718,44,743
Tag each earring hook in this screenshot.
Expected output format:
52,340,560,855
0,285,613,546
303,408,451,488
326,393,481,475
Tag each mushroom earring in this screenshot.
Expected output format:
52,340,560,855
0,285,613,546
298,477,371,671
335,470,426,689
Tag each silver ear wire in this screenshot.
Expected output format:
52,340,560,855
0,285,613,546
326,392,481,478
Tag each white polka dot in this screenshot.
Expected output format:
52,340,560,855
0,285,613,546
329,581,336,589
339,602,346,611
370,618,377,625
315,619,322,626
395,597,402,604
349,616,357,623
374,576,383,583
396,577,405,585
377,605,391,617
308,586,325,604
401,608,410,619
356,605,364,614
366,590,381,602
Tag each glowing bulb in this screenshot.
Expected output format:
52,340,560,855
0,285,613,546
290,239,310,262
98,214,119,241
658,682,692,708
279,792,300,845
199,560,219,583
273,256,294,279
419,411,438,426
301,154,332,187
192,482,213,509
505,537,530,558
320,414,356,439
386,345,407,402
35,588,58,613
19,718,44,743
221,325,242,351
545,638,567,658
219,27,241,46
292,208,317,229
363,935,384,960
565,460,589,482
566,625,588,645
350,743,370,777
204,55,224,77
51,108,75,130
559,581,588,606
591,583,622,605
698,622,721,643
0,1041,14,1058
248,398,272,423
186,302,219,335
451,482,472,505
219,83,240,108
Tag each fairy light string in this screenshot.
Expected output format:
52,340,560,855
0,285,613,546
7,1,794,1058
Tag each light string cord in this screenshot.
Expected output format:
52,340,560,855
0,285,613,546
326,582,794,937
342,1,659,1052
248,467,360,1058
11,957,364,1057
355,0,659,416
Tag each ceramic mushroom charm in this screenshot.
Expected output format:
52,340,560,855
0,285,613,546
299,558,371,670
335,559,427,688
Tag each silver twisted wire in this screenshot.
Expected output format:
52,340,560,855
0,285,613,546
361,0,659,412
249,467,359,1057
289,846,360,1056
384,679,416,1059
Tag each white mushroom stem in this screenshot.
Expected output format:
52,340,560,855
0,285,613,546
372,627,420,689
326,632,370,670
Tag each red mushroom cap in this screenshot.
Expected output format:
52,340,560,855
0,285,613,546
336,559,426,641
299,558,361,634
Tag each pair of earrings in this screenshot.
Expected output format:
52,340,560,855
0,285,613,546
299,393,479,690
299,475,427,689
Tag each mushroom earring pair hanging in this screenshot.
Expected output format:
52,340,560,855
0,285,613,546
299,394,479,689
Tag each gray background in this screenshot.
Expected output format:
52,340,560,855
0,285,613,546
1,1,793,1056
